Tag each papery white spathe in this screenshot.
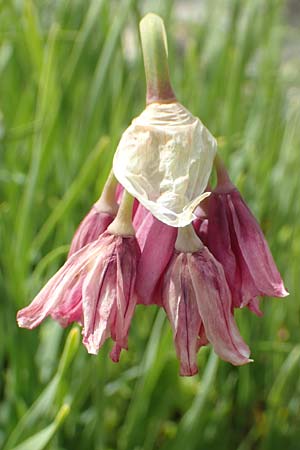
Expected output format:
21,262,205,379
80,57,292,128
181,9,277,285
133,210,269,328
113,102,217,227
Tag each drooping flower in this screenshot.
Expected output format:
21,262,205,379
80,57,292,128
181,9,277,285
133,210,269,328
206,157,288,313
17,192,140,360
16,12,288,378
81,231,140,357
162,226,251,376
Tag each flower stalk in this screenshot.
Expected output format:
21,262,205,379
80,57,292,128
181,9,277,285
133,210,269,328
107,190,135,236
94,170,119,215
175,225,203,253
140,13,176,104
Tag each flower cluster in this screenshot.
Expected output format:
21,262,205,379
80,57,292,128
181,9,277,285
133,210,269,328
17,13,288,376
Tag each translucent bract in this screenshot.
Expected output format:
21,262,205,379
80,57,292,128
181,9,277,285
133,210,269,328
113,102,217,227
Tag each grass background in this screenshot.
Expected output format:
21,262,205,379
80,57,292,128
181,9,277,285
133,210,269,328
1,0,300,449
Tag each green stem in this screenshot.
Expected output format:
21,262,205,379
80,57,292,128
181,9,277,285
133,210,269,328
175,225,203,253
139,13,176,104
107,190,135,236
95,170,118,215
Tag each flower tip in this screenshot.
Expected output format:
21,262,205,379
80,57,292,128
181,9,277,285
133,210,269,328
279,284,289,298
82,336,99,355
271,282,289,299
179,366,198,377
110,343,123,363
140,12,164,28
16,312,38,330
232,356,253,366
16,316,26,328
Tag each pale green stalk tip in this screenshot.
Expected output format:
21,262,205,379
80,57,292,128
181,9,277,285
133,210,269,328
139,13,176,104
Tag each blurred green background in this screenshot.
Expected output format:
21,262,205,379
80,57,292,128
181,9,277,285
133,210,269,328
1,0,300,449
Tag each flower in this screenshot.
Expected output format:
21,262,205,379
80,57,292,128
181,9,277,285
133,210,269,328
205,159,288,313
17,193,140,361
16,13,288,377
113,102,216,227
81,232,140,357
162,227,251,376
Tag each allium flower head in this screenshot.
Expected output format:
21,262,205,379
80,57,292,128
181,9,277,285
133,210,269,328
16,13,288,377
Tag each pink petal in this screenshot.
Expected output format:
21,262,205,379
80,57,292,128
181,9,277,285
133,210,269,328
82,249,117,354
207,187,288,309
193,217,208,246
51,276,84,326
189,248,251,366
228,191,288,298
82,233,140,355
207,192,239,305
134,205,177,305
247,297,263,317
110,343,123,362
163,253,203,376
68,208,114,257
133,203,149,229
17,241,103,329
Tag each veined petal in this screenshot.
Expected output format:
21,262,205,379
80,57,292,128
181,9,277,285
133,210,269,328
17,241,104,329
51,276,84,327
247,297,263,317
163,253,203,376
82,248,117,355
207,192,239,304
68,208,114,257
228,191,288,298
114,237,140,345
82,233,140,356
134,204,177,305
189,248,251,366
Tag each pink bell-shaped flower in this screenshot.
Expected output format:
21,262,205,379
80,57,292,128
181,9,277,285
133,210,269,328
17,191,140,361
162,226,251,376
206,157,288,312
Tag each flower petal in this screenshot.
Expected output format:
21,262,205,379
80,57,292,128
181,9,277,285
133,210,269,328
82,233,140,355
17,241,103,329
134,204,177,305
68,208,114,256
228,191,288,298
189,248,251,366
163,253,203,376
